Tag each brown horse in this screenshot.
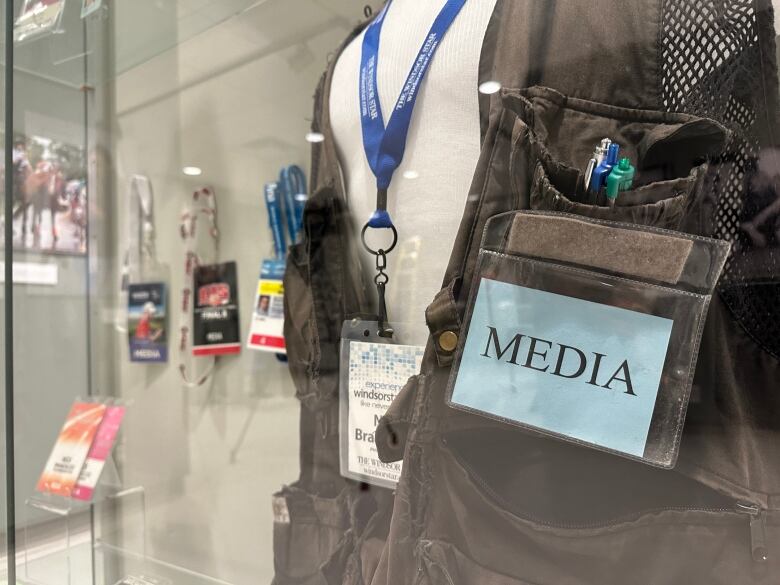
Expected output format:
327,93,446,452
13,161,67,248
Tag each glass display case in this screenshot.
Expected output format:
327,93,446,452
0,1,778,584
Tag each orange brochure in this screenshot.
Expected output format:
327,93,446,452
36,401,107,497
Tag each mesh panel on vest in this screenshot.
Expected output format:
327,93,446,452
661,0,780,359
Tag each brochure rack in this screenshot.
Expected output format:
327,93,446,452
23,394,229,585
23,453,148,585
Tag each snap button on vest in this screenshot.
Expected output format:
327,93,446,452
425,280,462,367
438,331,459,352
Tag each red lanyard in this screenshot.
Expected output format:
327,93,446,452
178,187,219,387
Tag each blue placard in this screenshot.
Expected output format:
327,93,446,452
450,278,674,458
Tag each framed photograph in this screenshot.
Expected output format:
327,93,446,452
3,134,87,255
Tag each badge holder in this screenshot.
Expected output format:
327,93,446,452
446,211,731,468
246,179,298,358
246,258,287,355
126,274,170,364
117,175,172,364
339,319,425,489
178,188,221,387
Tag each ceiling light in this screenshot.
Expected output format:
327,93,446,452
182,166,202,176
478,80,502,95
305,132,325,143
403,170,420,180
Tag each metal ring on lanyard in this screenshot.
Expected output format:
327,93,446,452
360,222,398,257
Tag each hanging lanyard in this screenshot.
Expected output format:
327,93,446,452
116,175,156,333
279,165,307,245
264,183,287,261
359,0,467,337
121,175,155,286
178,187,219,387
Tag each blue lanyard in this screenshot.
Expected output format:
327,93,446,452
357,0,466,338
279,165,307,244
264,183,287,261
359,0,467,230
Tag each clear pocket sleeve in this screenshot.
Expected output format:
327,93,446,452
445,211,731,468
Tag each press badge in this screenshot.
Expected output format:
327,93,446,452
127,283,168,363
339,320,424,488
446,211,730,468
246,259,286,354
193,261,241,356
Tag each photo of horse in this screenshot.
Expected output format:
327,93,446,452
2,134,87,255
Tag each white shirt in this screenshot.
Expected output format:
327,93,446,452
330,0,497,345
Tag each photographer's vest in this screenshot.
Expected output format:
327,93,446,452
276,1,780,584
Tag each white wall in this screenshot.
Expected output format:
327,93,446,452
105,2,363,583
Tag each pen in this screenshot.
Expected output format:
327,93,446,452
584,138,611,191
589,142,620,194
605,157,636,207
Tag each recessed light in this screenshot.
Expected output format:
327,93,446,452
402,170,420,180
478,80,502,95
183,166,202,176
305,132,325,143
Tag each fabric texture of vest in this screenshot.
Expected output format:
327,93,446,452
279,1,780,584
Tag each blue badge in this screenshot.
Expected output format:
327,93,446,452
450,278,674,458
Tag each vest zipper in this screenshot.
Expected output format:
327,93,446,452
735,502,769,562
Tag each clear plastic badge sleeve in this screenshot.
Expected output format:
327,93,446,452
339,320,424,488
446,211,731,468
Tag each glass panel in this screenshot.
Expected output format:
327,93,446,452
0,0,8,582
4,1,780,584
9,0,94,583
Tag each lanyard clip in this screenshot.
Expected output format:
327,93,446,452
361,189,397,340
374,250,394,338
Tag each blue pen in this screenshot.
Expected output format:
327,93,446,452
589,142,620,194
264,182,287,261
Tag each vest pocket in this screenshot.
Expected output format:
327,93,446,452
375,374,426,464
504,86,728,230
417,539,538,585
445,211,730,468
530,160,702,229
284,186,353,413
427,431,772,585
271,485,350,585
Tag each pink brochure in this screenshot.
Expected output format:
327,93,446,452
71,405,126,501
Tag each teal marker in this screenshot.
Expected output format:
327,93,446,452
606,158,636,207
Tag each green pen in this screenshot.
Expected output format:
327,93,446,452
606,158,636,207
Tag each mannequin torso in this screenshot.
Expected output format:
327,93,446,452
330,0,497,345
